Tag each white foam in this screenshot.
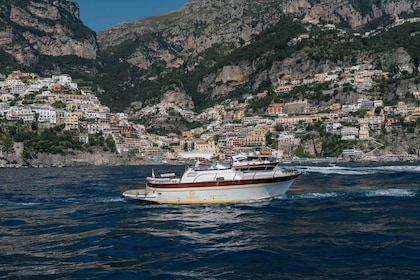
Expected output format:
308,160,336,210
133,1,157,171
289,189,417,201
294,192,341,199
364,189,417,197
370,165,420,173
92,197,126,203
298,166,376,175
1,201,40,207
297,164,420,175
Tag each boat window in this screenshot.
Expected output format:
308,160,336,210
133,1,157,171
160,173,176,178
216,177,224,181
187,172,197,177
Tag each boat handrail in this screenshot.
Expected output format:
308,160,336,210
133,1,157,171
191,170,243,183
160,173,176,178
192,172,218,183
246,169,290,179
188,169,298,182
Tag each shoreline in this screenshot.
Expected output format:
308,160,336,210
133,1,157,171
1,154,418,169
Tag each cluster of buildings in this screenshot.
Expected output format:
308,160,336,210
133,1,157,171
0,71,126,144
1,62,419,162
1,72,104,126
131,61,419,160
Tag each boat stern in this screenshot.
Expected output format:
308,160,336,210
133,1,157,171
122,189,157,202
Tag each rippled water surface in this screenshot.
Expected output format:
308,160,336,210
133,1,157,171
1,163,419,279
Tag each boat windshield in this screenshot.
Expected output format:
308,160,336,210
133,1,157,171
193,160,229,171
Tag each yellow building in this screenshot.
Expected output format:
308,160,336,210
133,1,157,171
194,138,219,154
182,130,193,138
243,126,269,147
64,111,83,130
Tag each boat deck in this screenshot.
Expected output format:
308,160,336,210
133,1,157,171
123,189,157,201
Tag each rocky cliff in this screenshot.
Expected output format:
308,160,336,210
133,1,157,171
0,0,97,67
283,0,419,28
95,0,419,112
0,0,418,112
98,0,285,69
98,0,419,69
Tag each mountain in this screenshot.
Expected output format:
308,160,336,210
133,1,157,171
0,0,97,74
98,0,419,66
95,0,420,112
0,0,419,114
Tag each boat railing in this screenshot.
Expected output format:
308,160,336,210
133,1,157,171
191,170,243,183
147,177,181,184
192,172,219,183
187,168,300,183
243,169,300,179
236,165,277,172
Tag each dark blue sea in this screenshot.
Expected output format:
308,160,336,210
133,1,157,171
1,163,419,279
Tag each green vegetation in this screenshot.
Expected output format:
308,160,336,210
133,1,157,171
1,1,418,116
247,92,275,114
52,101,66,109
93,16,307,112
0,121,116,160
94,16,419,113
0,50,27,73
370,23,420,68
294,146,314,158
320,134,356,158
294,122,360,158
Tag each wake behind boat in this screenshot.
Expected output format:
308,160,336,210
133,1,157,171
123,161,301,204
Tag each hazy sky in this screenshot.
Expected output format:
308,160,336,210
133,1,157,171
74,0,189,32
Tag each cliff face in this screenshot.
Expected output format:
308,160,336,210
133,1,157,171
0,0,418,112
98,0,284,70
98,0,419,70
0,0,97,66
283,0,419,28
95,0,419,112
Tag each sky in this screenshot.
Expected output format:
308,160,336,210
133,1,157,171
73,0,189,32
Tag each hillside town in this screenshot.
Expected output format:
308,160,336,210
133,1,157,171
0,62,419,167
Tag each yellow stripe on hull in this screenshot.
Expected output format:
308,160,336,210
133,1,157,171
155,197,272,205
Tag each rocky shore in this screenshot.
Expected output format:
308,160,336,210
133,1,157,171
1,150,418,169
0,151,145,168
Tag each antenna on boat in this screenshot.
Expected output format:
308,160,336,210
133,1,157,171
151,168,155,178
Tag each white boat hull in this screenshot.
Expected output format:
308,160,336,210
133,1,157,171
123,162,301,204
123,177,296,204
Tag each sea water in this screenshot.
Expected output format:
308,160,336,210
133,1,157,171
0,163,419,279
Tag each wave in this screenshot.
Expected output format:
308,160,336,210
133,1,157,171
0,201,41,207
370,165,420,173
88,197,125,204
290,188,417,200
296,164,420,175
0,197,125,208
291,192,341,199
297,166,376,175
363,189,417,197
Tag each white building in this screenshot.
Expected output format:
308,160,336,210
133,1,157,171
341,126,359,140
1,93,14,102
11,83,27,95
6,106,35,122
373,100,384,108
87,123,101,134
30,105,57,125
342,149,364,157
326,122,342,133
0,103,10,116
278,134,300,145
52,74,77,89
